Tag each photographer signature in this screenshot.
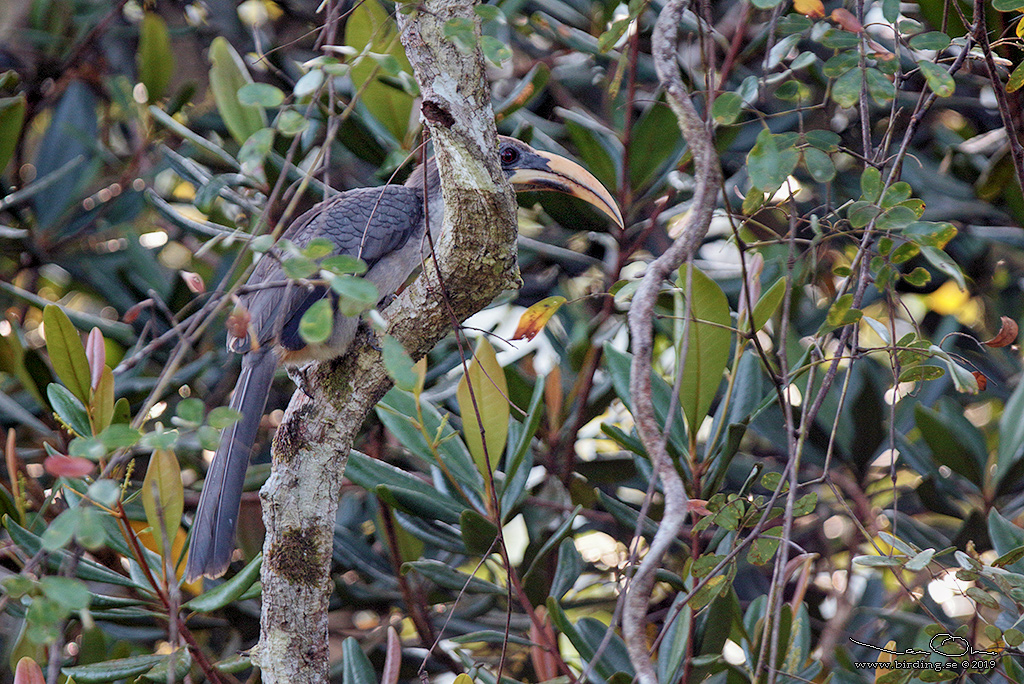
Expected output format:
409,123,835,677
850,634,999,658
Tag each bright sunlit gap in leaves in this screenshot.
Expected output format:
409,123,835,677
928,569,976,618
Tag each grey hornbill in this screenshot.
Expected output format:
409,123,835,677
185,136,623,581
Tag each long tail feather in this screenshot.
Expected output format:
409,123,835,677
185,349,277,581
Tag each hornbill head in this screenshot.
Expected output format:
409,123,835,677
497,136,624,229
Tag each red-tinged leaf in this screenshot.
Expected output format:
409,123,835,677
14,657,45,684
983,316,1018,348
545,366,563,434
512,296,567,341
44,454,96,478
974,372,988,391
529,607,559,681
181,270,205,294
142,449,184,557
86,328,104,391
456,338,509,489
123,299,151,324
43,304,91,404
831,7,863,33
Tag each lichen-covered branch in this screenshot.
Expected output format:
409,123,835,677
252,4,519,681
622,0,722,681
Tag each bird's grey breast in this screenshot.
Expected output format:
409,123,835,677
228,184,428,354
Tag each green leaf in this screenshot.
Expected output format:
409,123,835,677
915,403,982,483
208,37,265,144
40,508,78,551
598,17,630,52
1009,61,1024,93
345,0,414,142
456,338,509,483
904,548,935,572
881,182,913,208
909,31,951,50
747,129,799,193
62,654,165,683
404,559,505,594
996,379,1024,485
904,221,957,248
805,129,841,151
747,527,782,565
40,576,91,611
0,94,26,173
184,553,262,612
141,449,183,557
848,201,881,228
711,92,742,125
920,246,966,290
43,304,91,404
865,68,896,104
550,538,582,600
47,383,91,438
346,451,468,516
208,406,241,429
381,335,417,392
918,60,955,97
480,35,511,65
853,555,903,567
91,366,115,434
876,206,918,232
831,67,861,108
276,109,308,136
459,509,498,555
750,277,785,333
238,127,275,168
860,167,882,203
237,83,285,108
293,69,325,99
377,485,465,525
281,255,318,279
821,293,862,333
341,637,377,684
137,13,174,102
823,52,859,78
443,17,476,52
298,298,333,345
321,255,367,275
802,147,835,182
677,265,732,432
992,0,1024,10
327,274,378,315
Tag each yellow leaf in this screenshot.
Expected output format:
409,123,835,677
131,520,201,594
512,296,566,341
456,339,509,494
875,640,896,682
141,449,184,560
794,0,825,18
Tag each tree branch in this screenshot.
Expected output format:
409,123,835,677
251,2,519,681
622,0,721,681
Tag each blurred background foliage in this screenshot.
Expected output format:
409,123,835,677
1,0,1024,682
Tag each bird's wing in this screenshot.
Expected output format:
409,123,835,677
230,185,425,353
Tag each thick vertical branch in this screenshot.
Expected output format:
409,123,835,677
622,0,721,681
252,4,518,682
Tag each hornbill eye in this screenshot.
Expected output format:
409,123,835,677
500,145,520,165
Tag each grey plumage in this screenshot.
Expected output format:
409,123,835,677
185,166,443,581
184,137,621,582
